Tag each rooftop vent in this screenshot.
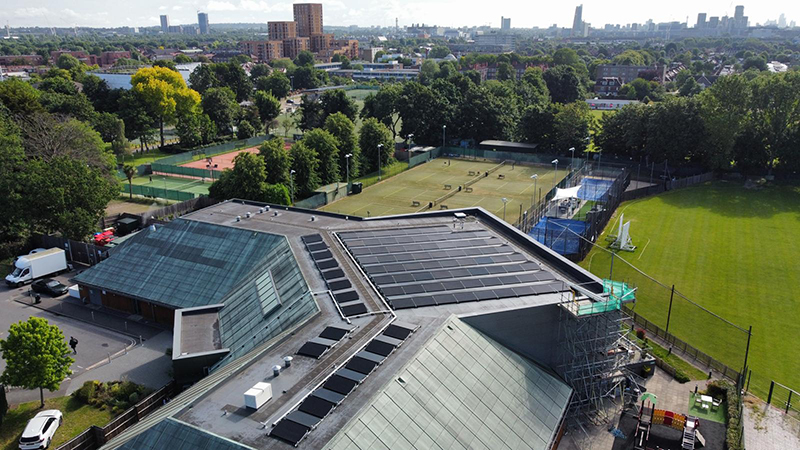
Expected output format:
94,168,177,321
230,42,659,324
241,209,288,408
236,215,241,222
284,356,293,367
273,365,282,377
246,212,251,218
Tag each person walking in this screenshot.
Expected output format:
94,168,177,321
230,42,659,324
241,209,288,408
69,336,78,354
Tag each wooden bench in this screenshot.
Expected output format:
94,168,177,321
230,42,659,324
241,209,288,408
411,200,420,207
468,171,476,176
498,174,505,179
465,187,473,193
440,205,448,210
444,184,452,190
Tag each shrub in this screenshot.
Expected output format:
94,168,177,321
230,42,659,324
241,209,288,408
72,380,99,404
674,369,690,383
635,328,646,340
129,392,140,404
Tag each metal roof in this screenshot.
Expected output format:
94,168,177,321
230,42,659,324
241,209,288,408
74,219,283,309
117,418,254,450
325,316,572,450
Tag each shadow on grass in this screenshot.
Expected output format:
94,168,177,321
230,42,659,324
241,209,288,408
656,181,800,220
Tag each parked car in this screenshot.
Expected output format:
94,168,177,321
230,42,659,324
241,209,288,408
31,279,68,297
286,98,295,104
19,410,62,449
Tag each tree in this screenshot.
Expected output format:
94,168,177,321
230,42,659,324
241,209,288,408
294,50,315,67
302,129,340,185
289,141,321,198
518,68,550,106
39,75,78,95
201,87,240,135
325,112,360,178
259,137,291,185
56,54,82,72
0,317,74,407
131,66,201,147
254,90,281,132
20,113,115,170
174,54,193,64
176,112,216,147
188,64,219,94
292,66,324,90
123,164,136,199
619,78,664,101
613,50,647,66
208,152,291,205
0,78,43,116
118,90,158,151
91,112,125,143
429,46,451,58
460,83,517,142
256,72,292,99
250,64,271,79
359,118,394,174
553,102,591,153
419,60,440,85
543,65,585,104
678,77,703,97
320,89,359,121
361,84,401,140
398,81,447,145
742,56,768,72
496,62,515,81
553,48,583,67
698,74,752,169
237,121,256,139
152,60,178,71
39,91,97,122
0,111,28,249
518,104,558,148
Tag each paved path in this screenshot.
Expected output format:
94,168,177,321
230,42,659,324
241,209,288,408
743,395,800,450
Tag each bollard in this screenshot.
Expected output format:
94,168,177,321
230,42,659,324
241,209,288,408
91,311,95,321
125,321,128,332
107,352,111,363
139,335,143,346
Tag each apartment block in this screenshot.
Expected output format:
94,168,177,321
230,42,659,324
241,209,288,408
293,3,323,37
268,21,297,40
282,37,310,59
241,41,283,63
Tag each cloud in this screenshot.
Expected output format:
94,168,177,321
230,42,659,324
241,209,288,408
12,7,49,17
206,1,236,11
159,5,167,10
173,5,183,10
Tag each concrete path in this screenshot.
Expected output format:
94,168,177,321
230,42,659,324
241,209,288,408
743,395,800,450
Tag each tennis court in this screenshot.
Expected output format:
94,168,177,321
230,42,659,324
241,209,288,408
578,177,614,202
321,158,563,222
132,175,210,196
529,217,587,255
180,146,261,172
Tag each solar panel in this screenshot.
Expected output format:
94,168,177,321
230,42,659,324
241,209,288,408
390,298,416,309
512,285,537,297
341,303,368,316
307,242,327,253
309,337,338,347
319,326,349,341
421,283,444,293
461,279,484,289
381,286,404,297
328,279,351,291
374,335,403,348
311,250,332,261
286,410,323,429
346,356,378,374
270,419,310,446
323,374,358,395
442,280,464,290
336,367,368,383
322,268,344,280
302,234,323,244
298,395,335,418
481,278,502,287
402,284,425,295
333,290,359,303
493,287,517,299
311,388,345,406
434,293,457,305
455,291,478,303
474,290,497,301
413,296,435,307
317,259,338,270
365,340,394,357
296,341,328,359
356,350,386,364
383,325,412,341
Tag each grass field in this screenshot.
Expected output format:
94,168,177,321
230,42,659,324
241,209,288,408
0,396,113,450
580,181,800,394
129,174,211,196
322,158,561,222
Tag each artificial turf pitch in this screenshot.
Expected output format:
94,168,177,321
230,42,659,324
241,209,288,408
321,158,562,223
580,181,800,395
131,174,211,196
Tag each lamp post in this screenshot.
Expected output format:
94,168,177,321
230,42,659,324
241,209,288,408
552,159,559,188
569,147,575,171
345,153,352,193
530,174,538,207
377,144,383,181
407,133,414,148
290,169,296,203
501,197,508,222
442,124,448,164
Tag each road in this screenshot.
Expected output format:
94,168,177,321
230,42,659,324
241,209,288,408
0,269,172,405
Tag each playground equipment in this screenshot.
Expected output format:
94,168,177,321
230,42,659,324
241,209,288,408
633,392,700,450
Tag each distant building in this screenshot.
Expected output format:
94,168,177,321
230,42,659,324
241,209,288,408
50,50,92,65
0,54,44,65
282,37,310,59
501,17,511,30
98,51,131,67
293,3,323,37
595,64,666,84
268,21,297,40
160,15,170,33
359,46,383,63
593,77,623,96
241,40,283,62
696,13,707,28
198,12,209,34
572,5,584,36
309,33,334,52
211,50,251,63
473,32,516,52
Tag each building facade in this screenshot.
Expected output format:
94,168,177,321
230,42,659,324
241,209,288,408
268,21,297,40
241,41,283,62
293,3,323,37
593,77,623,96
198,12,209,34
309,33,334,52
282,37,310,59
160,15,169,33
595,64,666,83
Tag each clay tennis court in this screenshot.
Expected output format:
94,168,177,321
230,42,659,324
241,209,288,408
180,146,261,171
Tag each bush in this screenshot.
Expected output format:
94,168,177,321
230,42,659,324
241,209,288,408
72,380,99,404
635,328,646,340
70,380,150,413
674,369,690,383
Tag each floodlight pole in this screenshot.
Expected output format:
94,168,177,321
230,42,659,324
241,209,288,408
377,144,383,181
665,285,675,334
530,174,538,208
442,125,448,163
552,159,559,189
345,153,352,194
502,197,508,222
742,325,753,377
290,169,296,203
569,147,575,171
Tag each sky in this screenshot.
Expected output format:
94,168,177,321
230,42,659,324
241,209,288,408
3,1,798,30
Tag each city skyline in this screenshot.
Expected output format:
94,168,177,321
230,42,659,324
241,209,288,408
3,0,798,30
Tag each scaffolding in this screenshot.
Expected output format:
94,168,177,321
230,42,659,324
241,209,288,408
557,282,640,427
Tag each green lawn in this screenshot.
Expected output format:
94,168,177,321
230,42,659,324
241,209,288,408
117,149,170,166
322,158,560,223
129,174,210,196
0,396,113,450
688,393,727,423
581,181,800,397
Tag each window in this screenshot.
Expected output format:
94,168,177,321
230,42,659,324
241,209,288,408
43,418,55,432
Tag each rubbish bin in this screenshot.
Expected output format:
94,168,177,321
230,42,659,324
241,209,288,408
351,182,363,194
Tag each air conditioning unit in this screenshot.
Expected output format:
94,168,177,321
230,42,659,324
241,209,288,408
244,382,272,409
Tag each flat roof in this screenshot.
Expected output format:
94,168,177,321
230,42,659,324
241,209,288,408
179,309,222,355
102,201,606,450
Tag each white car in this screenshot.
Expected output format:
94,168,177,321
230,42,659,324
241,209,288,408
19,410,62,449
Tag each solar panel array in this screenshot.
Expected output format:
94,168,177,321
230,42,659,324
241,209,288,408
302,234,368,318
271,321,419,447
296,325,353,359
338,226,566,310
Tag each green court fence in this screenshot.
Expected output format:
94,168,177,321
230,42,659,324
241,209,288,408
122,184,196,201
150,135,271,178
409,147,584,169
